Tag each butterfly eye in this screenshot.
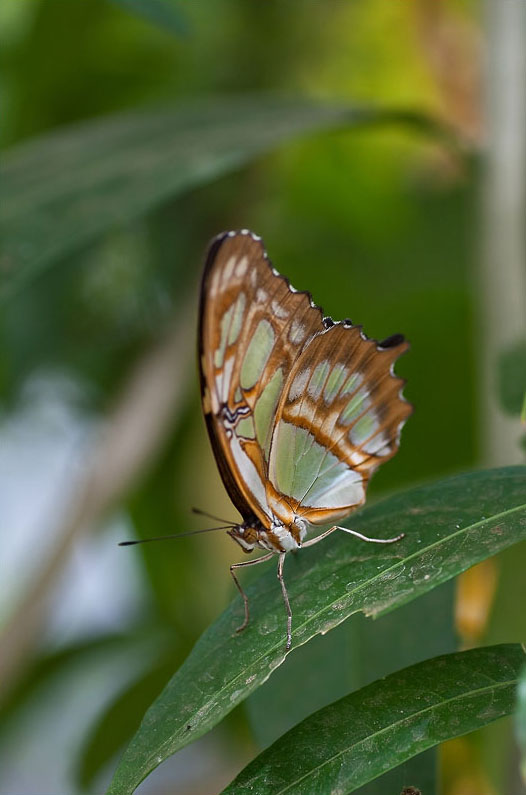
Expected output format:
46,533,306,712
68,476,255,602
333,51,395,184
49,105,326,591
243,526,258,544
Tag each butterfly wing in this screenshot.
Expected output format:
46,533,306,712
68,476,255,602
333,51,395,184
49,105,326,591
267,322,412,526
199,230,326,525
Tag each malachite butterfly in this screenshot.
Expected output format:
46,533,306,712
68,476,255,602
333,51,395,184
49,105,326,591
199,229,412,650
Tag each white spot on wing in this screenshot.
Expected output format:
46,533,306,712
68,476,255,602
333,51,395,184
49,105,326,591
210,384,219,414
235,256,249,277
289,319,306,344
288,368,310,401
363,431,391,456
287,399,316,425
348,450,368,466
271,300,288,319
220,356,235,402
223,255,236,282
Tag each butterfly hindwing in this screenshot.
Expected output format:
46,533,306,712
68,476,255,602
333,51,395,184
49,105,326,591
266,323,412,526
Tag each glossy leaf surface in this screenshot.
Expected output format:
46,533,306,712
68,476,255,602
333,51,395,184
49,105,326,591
107,467,526,794
223,644,526,794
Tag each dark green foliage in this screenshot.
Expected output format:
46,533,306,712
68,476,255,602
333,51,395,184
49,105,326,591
222,645,525,794
106,467,526,793
498,340,526,416
0,97,444,302
109,0,189,36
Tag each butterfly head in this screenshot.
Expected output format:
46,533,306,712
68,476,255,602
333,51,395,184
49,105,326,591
228,520,264,553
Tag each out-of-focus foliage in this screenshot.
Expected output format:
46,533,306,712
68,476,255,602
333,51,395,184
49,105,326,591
109,0,189,37
498,341,526,416
0,99,440,302
1,1,525,794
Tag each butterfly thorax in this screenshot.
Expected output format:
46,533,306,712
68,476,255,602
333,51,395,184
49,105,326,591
228,514,308,554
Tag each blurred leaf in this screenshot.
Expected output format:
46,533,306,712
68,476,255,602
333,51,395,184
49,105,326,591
498,340,526,416
517,663,526,786
0,634,132,736
109,0,189,35
77,657,176,791
0,95,446,302
222,644,525,794
106,466,526,794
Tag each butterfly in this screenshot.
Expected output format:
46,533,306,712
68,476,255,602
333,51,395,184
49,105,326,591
199,229,412,650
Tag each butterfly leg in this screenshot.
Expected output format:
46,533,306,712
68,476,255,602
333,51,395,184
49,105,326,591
302,526,404,548
276,552,293,651
230,552,274,634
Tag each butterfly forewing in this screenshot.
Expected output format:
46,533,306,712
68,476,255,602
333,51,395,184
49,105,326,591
199,231,325,525
266,323,412,526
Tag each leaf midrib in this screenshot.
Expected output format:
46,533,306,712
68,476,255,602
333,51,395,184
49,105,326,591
141,500,526,774
275,674,520,795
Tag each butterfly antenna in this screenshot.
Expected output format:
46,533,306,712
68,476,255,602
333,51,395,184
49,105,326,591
191,507,235,524
119,525,235,546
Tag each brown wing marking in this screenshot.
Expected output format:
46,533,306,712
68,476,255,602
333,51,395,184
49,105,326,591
267,322,412,526
199,230,325,525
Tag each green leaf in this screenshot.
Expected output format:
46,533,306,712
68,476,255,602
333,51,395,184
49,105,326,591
109,0,189,36
246,583,456,794
106,466,526,795
0,96,446,303
222,644,526,794
517,662,526,785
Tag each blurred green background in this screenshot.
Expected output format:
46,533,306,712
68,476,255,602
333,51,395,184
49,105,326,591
1,1,525,793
